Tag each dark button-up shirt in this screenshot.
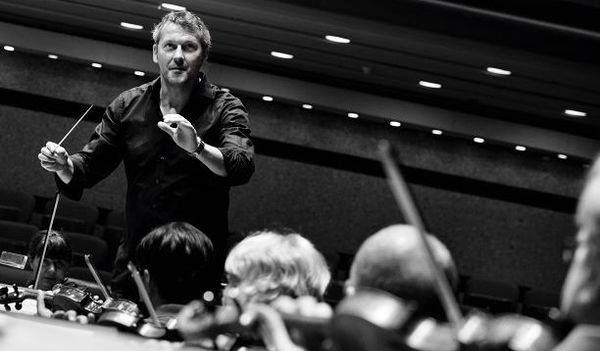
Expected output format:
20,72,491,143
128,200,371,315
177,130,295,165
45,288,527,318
57,75,254,291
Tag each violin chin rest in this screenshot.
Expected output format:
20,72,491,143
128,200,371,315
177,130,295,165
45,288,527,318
138,323,167,339
97,310,138,328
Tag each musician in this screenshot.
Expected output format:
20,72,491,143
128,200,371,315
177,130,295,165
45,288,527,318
554,158,600,350
135,221,214,324
27,230,72,291
333,224,458,351
347,224,457,319
223,229,331,305
177,229,331,349
37,10,255,299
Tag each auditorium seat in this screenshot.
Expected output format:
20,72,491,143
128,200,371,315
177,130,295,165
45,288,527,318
521,289,560,321
0,264,32,286
0,220,39,255
0,190,36,223
462,278,519,314
63,232,108,269
41,197,99,235
101,210,125,267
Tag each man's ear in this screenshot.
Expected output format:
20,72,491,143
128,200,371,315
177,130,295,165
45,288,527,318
152,44,158,63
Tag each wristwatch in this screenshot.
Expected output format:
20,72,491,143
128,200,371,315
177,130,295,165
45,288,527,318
189,136,205,157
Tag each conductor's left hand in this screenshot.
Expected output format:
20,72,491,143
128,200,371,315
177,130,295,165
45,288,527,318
157,114,199,153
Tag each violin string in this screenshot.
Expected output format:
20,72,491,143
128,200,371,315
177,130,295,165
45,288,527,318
378,141,464,329
57,104,94,147
33,192,61,290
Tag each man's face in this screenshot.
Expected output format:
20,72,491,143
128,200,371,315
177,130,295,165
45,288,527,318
561,180,600,324
153,23,203,86
31,257,69,291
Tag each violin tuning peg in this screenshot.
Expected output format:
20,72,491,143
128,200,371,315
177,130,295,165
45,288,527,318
15,302,22,310
4,304,11,312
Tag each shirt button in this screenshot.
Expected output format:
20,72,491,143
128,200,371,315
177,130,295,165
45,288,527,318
151,204,157,209
155,178,161,184
159,156,165,161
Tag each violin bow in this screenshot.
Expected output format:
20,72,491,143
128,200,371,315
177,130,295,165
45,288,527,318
127,261,162,327
84,254,111,301
32,191,61,290
377,140,464,330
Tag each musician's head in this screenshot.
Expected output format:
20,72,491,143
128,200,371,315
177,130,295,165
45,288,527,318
27,230,72,290
224,228,331,305
152,11,212,85
135,221,214,305
347,224,458,320
561,158,600,324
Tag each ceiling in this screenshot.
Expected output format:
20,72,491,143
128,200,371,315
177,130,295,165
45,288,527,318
1,0,599,142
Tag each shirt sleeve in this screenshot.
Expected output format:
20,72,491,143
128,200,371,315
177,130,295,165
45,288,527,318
216,95,255,186
56,98,124,200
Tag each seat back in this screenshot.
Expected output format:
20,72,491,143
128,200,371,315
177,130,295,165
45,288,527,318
0,190,36,223
0,221,39,255
63,232,108,269
43,198,99,235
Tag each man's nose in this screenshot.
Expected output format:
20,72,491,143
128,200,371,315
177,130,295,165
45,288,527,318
173,46,184,65
46,261,56,272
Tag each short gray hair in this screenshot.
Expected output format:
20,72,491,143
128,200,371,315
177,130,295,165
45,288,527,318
152,10,212,64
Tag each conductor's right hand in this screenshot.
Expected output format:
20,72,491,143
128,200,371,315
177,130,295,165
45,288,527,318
38,142,74,183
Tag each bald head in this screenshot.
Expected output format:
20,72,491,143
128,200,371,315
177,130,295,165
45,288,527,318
348,224,457,309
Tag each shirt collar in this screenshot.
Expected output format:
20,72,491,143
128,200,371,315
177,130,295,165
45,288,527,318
150,72,216,101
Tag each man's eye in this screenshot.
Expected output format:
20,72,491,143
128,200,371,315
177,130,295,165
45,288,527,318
164,43,175,50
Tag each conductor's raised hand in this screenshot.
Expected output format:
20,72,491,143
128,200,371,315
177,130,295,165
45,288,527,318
157,114,198,153
38,141,71,173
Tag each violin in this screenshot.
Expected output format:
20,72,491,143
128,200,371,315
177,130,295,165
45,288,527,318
0,283,103,315
332,288,458,351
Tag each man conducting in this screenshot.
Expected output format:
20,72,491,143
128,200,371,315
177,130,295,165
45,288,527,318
38,10,255,299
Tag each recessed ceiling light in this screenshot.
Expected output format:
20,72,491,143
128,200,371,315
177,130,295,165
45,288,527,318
473,137,485,144
3,45,15,52
347,112,359,119
270,51,294,59
48,54,58,60
486,67,512,76
389,121,401,127
419,81,442,89
558,154,568,160
262,96,273,102
159,3,186,11
515,145,526,151
325,35,351,44
120,22,143,30
91,62,102,68
302,104,313,110
134,70,145,77
432,129,443,135
564,109,587,117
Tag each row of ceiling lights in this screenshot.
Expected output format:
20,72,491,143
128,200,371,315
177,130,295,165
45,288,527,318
1,42,576,161
0,1,584,162
258,94,572,161
66,1,592,122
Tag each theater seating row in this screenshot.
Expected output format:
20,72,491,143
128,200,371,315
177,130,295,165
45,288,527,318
0,190,124,272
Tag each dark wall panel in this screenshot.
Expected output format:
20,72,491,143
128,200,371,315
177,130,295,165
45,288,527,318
0,51,584,292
